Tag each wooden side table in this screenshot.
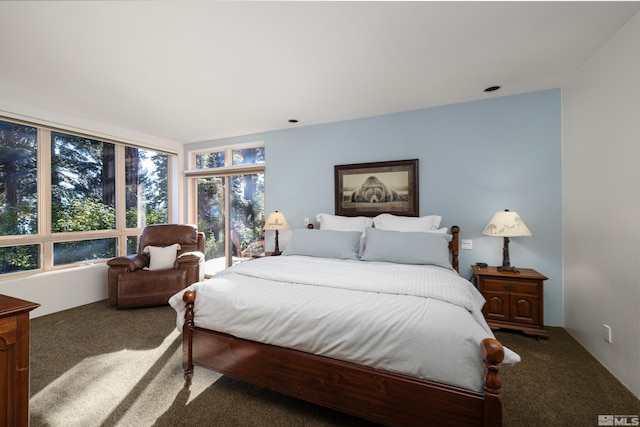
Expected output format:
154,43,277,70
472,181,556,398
251,252,280,258
0,295,40,426
471,265,549,339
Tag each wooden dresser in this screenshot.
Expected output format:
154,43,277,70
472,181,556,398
0,295,40,426
472,265,549,339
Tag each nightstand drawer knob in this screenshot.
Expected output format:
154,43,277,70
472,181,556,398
503,284,517,290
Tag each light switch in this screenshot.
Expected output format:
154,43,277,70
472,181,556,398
461,239,473,250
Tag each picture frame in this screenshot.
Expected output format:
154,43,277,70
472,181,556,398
334,159,419,217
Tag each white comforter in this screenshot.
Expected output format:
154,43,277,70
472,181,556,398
169,255,520,392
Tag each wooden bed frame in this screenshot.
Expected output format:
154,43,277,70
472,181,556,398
181,225,506,426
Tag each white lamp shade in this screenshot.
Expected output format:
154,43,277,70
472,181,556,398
482,210,532,237
264,211,289,230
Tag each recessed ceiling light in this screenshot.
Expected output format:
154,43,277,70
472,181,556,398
484,86,501,92
288,119,298,123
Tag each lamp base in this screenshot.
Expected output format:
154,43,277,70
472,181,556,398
273,230,281,256
497,265,520,273
499,236,520,273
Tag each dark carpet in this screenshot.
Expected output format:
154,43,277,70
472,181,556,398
28,301,639,426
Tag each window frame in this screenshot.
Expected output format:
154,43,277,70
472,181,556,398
185,142,265,268
0,116,176,278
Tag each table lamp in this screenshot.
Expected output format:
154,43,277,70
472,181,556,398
264,211,289,255
482,209,532,273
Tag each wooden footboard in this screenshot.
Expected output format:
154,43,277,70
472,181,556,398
181,290,504,427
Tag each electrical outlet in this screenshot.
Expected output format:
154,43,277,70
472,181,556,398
603,324,612,343
461,239,473,250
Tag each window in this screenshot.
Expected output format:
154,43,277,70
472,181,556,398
196,176,225,260
53,238,116,266
195,150,225,169
125,147,169,228
0,120,38,237
0,244,40,274
187,144,265,273
232,146,265,166
0,120,39,274
230,172,264,255
0,116,176,276
51,132,115,233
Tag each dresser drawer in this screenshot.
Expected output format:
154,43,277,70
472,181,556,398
482,278,539,295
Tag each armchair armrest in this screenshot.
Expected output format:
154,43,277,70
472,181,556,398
107,253,149,272
176,251,205,283
107,253,149,306
176,251,204,265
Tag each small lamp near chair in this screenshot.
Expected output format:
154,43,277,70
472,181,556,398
482,209,532,273
264,211,289,256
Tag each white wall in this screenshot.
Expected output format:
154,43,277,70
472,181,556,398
0,96,181,154
0,264,108,318
563,12,640,397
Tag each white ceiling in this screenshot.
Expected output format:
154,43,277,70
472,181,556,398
1,1,639,144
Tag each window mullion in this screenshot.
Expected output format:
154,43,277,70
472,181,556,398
225,147,233,167
188,177,197,226
115,144,126,231
115,145,126,255
39,128,53,270
224,175,231,267
184,164,265,177
168,152,177,223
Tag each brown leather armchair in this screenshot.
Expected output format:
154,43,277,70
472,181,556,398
107,224,205,308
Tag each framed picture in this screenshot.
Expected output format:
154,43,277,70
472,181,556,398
334,159,419,217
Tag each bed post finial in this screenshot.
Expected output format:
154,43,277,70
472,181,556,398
481,338,504,427
450,225,460,272
183,290,196,388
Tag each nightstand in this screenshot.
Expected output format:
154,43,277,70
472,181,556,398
251,252,280,258
471,265,549,339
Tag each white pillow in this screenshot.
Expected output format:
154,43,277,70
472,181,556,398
316,213,373,232
143,243,181,270
373,213,442,232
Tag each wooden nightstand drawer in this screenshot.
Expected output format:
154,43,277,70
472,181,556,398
483,278,539,295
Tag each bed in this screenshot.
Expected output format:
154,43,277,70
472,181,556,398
169,214,519,426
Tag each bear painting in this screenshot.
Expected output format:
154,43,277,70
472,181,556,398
350,176,400,203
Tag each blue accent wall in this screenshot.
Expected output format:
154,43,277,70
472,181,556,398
186,89,562,326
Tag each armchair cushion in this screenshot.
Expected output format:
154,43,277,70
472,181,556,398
143,243,181,270
117,269,188,308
